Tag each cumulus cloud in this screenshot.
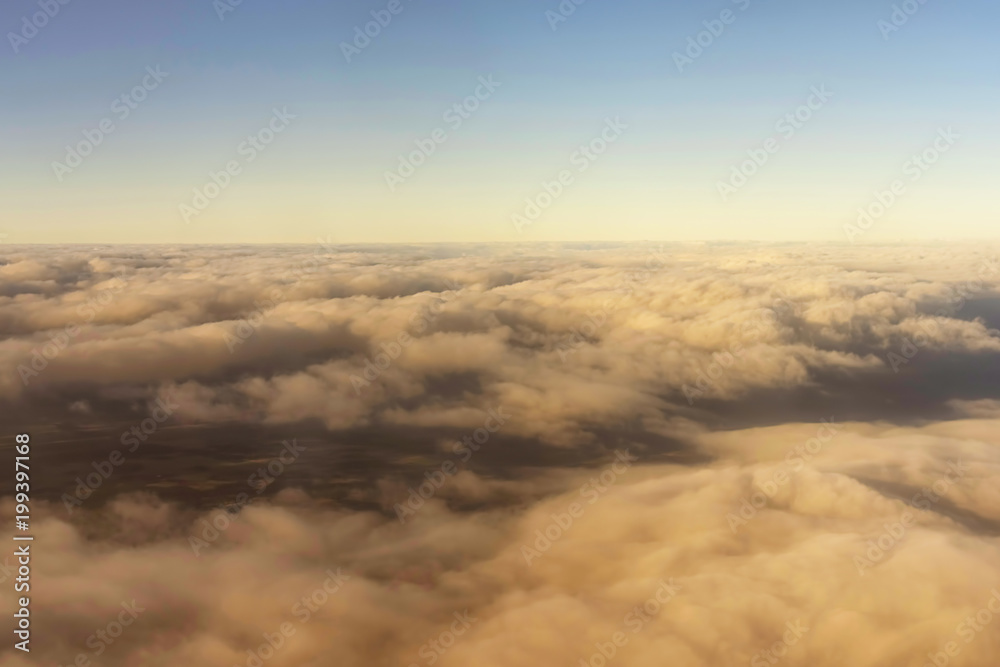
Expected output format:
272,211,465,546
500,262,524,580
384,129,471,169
4,243,998,439
3,417,1000,666
1,243,1000,665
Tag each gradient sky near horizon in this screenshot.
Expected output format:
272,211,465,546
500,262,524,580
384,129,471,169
2,0,998,244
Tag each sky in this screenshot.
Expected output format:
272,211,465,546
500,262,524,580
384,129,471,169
2,0,998,244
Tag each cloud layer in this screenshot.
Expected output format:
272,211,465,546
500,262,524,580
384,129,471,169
1,243,999,666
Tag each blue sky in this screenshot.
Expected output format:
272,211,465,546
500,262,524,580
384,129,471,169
2,0,998,243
